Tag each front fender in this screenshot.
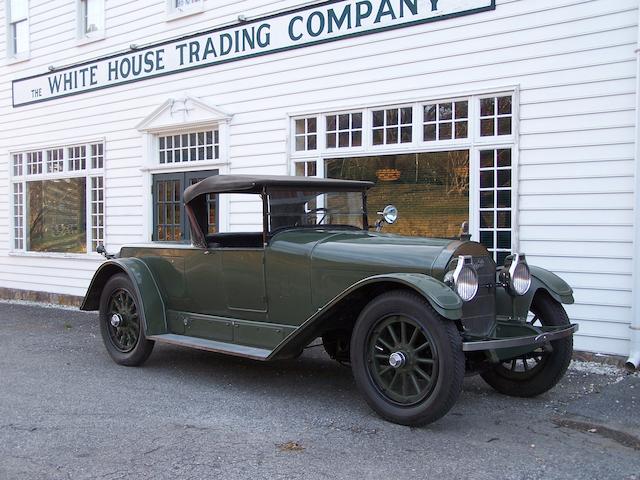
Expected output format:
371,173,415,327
268,273,462,360
80,258,167,336
498,265,574,320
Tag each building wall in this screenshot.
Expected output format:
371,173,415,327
0,0,637,355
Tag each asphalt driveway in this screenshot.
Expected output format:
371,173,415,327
0,301,638,480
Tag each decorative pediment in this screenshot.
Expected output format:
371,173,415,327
136,95,232,132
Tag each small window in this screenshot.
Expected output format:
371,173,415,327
167,0,202,17
68,145,87,171
372,107,412,145
480,96,513,137
26,151,42,175
46,148,64,173
13,183,24,250
78,0,104,38
423,101,468,141
326,112,363,148
90,176,105,251
295,161,317,177
159,129,219,164
13,153,23,176
294,117,318,151
7,0,29,57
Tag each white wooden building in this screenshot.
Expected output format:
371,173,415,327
1,0,639,365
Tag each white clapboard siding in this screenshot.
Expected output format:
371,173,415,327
0,0,637,356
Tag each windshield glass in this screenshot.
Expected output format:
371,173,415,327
268,189,366,232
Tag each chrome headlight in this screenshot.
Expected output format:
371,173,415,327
499,253,532,296
444,255,479,302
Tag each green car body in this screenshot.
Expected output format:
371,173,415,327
81,175,577,364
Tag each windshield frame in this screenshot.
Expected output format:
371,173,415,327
264,187,369,236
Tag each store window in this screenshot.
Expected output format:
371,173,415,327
291,92,516,256
326,152,469,238
77,0,104,39
152,170,218,242
11,142,105,253
6,0,29,58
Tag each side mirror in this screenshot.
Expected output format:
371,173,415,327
380,205,398,225
96,244,115,259
375,205,399,231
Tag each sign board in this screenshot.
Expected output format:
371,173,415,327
12,0,495,107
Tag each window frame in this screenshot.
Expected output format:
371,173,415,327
76,0,105,44
5,0,30,61
9,140,106,256
289,88,519,256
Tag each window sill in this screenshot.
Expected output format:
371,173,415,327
75,33,106,47
141,160,229,173
5,53,30,66
8,251,104,261
166,5,204,22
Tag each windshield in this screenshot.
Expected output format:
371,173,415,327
267,189,366,232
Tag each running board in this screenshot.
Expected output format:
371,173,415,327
148,334,271,361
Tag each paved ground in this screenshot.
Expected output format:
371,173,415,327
0,301,638,480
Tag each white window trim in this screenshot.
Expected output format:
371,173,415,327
8,139,107,257
75,0,106,45
5,0,30,63
166,0,204,21
288,87,520,254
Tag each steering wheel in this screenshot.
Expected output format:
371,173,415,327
305,207,330,225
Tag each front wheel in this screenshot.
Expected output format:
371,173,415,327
99,273,154,366
350,291,465,427
480,292,573,397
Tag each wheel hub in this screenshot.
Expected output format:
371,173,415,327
389,351,407,369
110,313,123,327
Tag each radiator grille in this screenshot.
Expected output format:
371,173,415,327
460,256,496,337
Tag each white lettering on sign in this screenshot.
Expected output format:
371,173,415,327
12,0,495,107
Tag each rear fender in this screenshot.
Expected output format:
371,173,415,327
268,273,462,359
80,258,167,335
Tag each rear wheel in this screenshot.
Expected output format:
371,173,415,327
480,292,572,397
350,290,465,426
99,274,154,366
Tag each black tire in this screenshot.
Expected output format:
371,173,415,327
480,291,573,397
99,273,154,366
350,290,465,427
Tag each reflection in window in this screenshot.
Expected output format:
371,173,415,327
326,151,469,238
27,178,87,253
479,149,512,263
423,101,468,141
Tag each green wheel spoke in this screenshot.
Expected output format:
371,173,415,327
417,358,434,365
409,373,421,394
377,337,393,352
408,326,420,347
386,324,399,346
415,366,431,382
400,321,407,345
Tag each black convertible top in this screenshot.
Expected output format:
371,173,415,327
183,174,373,203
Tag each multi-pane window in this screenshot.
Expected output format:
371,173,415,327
13,183,24,249
47,148,64,173
11,142,106,253
478,149,513,264
372,107,412,145
153,171,218,241
294,117,317,151
159,129,219,164
480,95,513,137
79,0,104,37
295,161,317,177
26,152,42,175
326,113,363,148
69,145,87,170
167,0,202,16
13,153,23,176
90,176,105,251
7,0,28,57
423,101,468,141
90,143,104,169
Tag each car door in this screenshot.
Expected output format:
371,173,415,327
221,247,268,321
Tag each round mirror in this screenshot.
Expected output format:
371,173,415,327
382,205,398,224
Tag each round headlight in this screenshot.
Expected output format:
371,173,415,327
445,256,479,302
455,265,479,302
511,261,531,296
500,253,532,296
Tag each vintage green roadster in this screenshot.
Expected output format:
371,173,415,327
81,175,577,426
